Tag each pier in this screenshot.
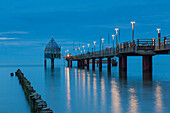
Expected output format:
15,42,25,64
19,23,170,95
65,34,170,81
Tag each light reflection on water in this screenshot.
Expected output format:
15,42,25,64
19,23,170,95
155,84,163,113
111,78,121,113
129,88,138,113
2,64,168,113
42,66,170,113
66,67,71,112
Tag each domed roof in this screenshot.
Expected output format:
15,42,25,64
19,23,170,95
44,37,60,54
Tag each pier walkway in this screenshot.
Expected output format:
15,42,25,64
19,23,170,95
64,35,170,81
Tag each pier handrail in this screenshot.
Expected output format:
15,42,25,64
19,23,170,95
65,35,170,60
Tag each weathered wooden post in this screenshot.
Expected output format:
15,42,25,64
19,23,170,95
15,69,53,113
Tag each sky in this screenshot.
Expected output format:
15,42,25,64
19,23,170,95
0,0,170,65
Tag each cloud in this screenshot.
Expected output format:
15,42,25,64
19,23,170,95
0,40,46,46
0,37,18,40
0,31,28,35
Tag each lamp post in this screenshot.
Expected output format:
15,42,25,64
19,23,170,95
157,28,161,38
131,21,135,50
157,28,161,49
115,28,119,45
131,21,135,41
93,41,96,51
82,45,85,53
101,38,104,50
112,35,115,49
87,44,90,52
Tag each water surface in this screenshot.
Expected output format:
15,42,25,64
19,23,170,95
1,61,170,113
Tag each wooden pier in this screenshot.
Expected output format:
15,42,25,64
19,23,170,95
65,34,170,81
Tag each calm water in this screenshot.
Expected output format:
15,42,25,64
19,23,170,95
1,59,170,113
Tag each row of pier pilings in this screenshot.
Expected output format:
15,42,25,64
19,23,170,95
67,57,113,72
67,55,152,81
15,69,53,113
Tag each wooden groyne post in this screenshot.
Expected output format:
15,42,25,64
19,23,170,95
15,69,53,113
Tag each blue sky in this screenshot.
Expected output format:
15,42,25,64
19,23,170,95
0,0,170,65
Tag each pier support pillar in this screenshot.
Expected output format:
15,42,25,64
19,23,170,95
44,59,47,67
87,59,89,70
112,59,114,67
77,61,80,68
119,56,127,79
92,58,95,71
51,58,54,68
99,58,102,72
119,57,122,77
107,58,111,72
143,56,152,81
79,60,81,68
82,59,85,69
70,61,72,68
67,60,70,67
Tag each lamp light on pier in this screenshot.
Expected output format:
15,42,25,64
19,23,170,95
157,28,161,33
152,39,155,46
87,44,90,52
93,41,96,51
131,21,135,41
112,35,115,49
115,28,119,45
101,38,104,50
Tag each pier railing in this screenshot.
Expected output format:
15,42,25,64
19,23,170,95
73,48,116,59
65,36,170,60
154,36,170,51
117,39,154,53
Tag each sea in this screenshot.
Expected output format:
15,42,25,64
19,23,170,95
1,57,170,113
